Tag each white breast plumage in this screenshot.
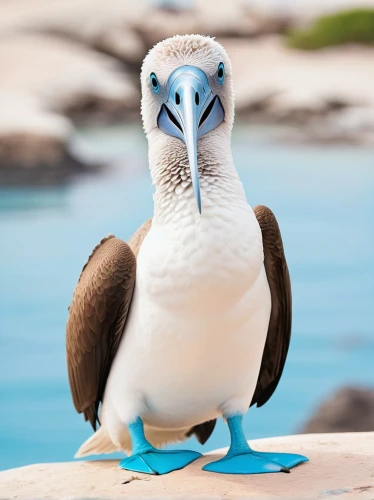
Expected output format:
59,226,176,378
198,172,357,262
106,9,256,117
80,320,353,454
102,198,271,443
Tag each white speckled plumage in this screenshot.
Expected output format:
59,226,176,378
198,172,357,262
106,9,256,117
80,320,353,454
76,35,271,457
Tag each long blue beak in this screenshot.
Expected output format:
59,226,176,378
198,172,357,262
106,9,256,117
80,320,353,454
158,66,224,214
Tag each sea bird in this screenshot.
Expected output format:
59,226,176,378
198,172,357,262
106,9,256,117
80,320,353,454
66,34,308,475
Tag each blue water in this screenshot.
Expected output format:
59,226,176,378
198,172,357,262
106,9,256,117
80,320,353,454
1,123,373,471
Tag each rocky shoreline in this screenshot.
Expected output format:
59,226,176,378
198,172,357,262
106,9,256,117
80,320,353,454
1,432,373,499
1,1,373,185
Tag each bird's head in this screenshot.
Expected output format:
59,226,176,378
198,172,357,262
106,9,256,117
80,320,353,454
141,35,234,214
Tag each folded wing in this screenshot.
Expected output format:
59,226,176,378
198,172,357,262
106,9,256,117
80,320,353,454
251,205,292,408
66,235,137,429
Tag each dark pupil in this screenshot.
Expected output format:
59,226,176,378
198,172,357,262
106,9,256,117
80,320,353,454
218,67,223,78
152,77,158,88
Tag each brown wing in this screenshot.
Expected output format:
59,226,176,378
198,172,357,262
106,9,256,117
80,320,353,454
129,218,152,258
66,220,152,430
251,205,292,408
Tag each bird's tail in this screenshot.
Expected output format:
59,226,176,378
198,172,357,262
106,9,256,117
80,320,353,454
75,426,119,458
75,424,190,458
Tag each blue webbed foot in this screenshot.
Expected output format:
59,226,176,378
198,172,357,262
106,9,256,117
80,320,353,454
203,450,308,474
120,417,202,475
251,450,309,470
119,449,202,475
203,414,309,475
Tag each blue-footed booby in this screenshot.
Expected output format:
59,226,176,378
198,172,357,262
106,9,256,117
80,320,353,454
66,34,308,475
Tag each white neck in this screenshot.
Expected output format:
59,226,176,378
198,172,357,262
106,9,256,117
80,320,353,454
147,126,248,226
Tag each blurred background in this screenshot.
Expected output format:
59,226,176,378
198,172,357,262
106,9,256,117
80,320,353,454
1,0,374,472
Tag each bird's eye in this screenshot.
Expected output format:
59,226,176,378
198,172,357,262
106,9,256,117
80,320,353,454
217,63,225,84
150,72,160,93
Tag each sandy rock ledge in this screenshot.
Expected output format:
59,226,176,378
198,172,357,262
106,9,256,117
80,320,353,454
1,432,373,499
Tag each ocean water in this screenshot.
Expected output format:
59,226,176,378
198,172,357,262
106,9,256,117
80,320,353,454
0,123,373,471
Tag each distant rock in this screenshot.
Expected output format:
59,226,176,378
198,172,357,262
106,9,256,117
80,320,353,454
222,36,374,143
0,94,99,185
335,333,374,351
0,0,148,66
134,3,288,50
309,107,374,145
0,33,139,184
224,36,374,115
302,387,374,433
0,33,139,122
0,0,288,68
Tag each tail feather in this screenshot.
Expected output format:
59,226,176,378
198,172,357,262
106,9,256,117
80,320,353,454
75,425,191,458
75,426,119,458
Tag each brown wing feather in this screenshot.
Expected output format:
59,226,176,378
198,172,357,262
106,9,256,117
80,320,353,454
251,205,292,408
129,218,152,258
66,220,153,430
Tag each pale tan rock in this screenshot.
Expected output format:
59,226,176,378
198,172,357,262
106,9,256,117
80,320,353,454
0,0,147,66
0,33,139,119
134,1,263,49
0,95,72,140
0,32,138,179
0,93,75,180
0,432,373,499
0,0,285,66
0,0,145,34
223,36,374,118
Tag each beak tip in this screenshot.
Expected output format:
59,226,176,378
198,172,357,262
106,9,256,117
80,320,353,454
197,196,202,214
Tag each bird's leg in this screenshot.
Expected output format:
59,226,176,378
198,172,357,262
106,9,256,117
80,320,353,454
203,414,308,474
118,417,201,475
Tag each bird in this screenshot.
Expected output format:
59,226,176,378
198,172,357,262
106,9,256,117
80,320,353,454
66,34,308,475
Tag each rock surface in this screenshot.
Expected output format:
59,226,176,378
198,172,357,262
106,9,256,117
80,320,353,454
302,387,374,434
1,432,373,499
